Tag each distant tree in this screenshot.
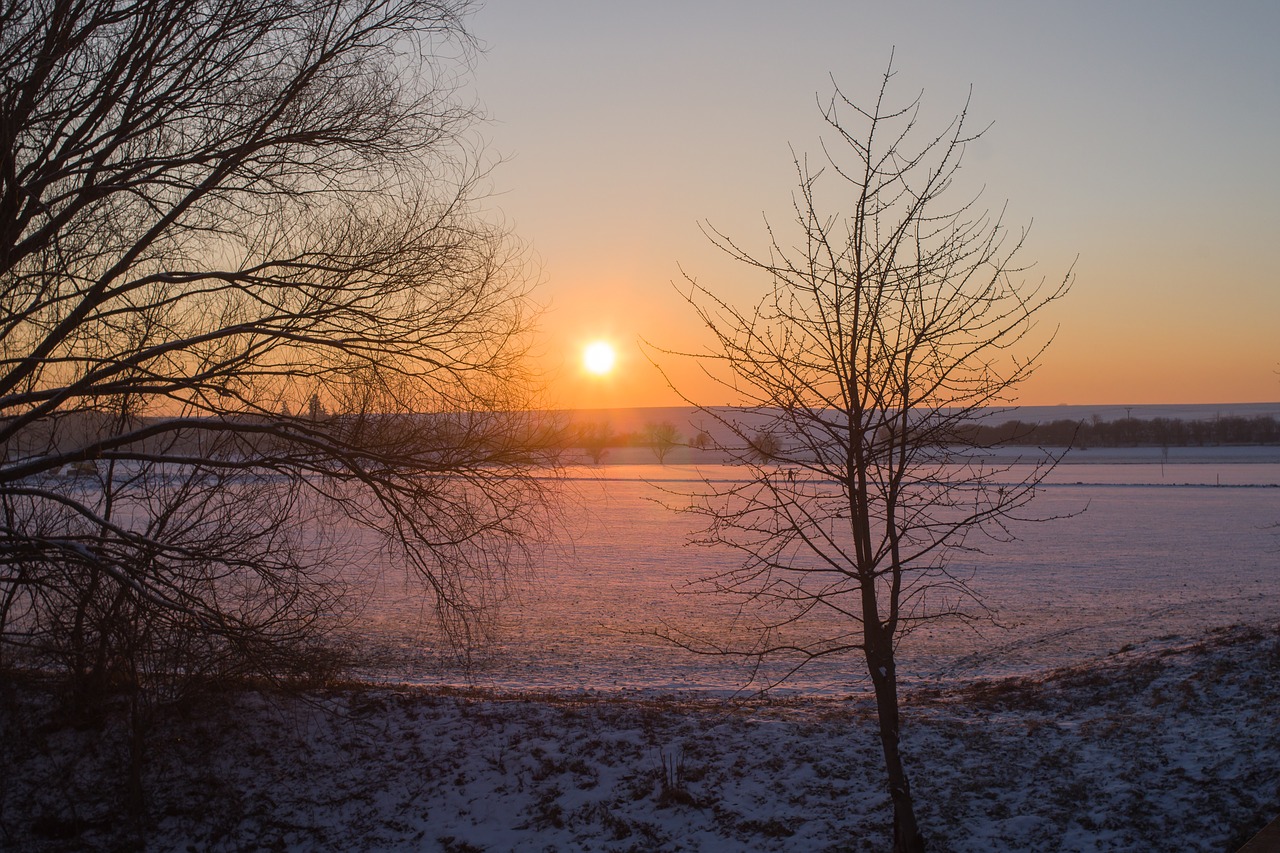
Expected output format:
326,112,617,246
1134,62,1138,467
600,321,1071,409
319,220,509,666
308,394,327,422
655,62,1071,852
0,0,553,715
645,422,681,464
577,421,614,464
746,430,781,462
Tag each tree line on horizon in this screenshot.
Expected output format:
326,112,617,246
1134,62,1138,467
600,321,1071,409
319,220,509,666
960,414,1280,448
566,413,1280,464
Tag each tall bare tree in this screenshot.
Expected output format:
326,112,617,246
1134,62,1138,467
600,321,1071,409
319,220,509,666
655,63,1072,851
0,0,553,700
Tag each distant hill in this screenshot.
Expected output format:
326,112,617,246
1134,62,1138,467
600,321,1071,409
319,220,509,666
555,403,1280,461
558,403,1280,430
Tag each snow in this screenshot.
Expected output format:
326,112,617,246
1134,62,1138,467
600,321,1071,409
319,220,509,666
3,449,1278,850
3,624,1277,851
355,462,1280,695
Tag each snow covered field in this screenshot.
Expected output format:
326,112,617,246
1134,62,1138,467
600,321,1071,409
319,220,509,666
357,457,1280,697
3,448,1277,851
4,624,1277,851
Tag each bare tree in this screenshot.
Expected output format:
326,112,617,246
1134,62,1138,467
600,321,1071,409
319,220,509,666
745,429,781,463
576,420,614,465
654,63,1072,852
644,421,681,464
0,0,554,706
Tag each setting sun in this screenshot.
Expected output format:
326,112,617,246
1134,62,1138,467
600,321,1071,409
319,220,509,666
583,341,616,375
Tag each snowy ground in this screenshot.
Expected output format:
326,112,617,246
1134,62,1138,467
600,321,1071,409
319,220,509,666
3,622,1277,852
357,468,1280,695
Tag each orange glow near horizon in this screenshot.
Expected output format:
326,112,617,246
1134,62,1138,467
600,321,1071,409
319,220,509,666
535,257,1279,412
541,321,1279,411
537,298,1280,411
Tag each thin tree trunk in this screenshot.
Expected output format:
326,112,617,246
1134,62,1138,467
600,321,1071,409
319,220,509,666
127,689,147,821
866,632,925,853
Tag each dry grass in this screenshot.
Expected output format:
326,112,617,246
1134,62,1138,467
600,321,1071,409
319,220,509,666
1,624,1276,852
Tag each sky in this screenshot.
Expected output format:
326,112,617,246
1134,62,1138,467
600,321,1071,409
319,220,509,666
465,1,1280,410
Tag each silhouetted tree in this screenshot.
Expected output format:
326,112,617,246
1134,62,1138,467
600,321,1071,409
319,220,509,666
655,61,1071,852
0,0,552,708
746,429,781,462
577,421,614,464
645,422,681,464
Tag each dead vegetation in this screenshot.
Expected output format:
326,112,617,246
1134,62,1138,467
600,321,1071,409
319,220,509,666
1,624,1276,852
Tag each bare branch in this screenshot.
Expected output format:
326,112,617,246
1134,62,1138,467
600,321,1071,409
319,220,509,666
0,0,555,705
650,57,1073,853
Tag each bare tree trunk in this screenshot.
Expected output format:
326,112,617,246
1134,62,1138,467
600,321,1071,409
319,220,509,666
866,631,925,853
126,688,148,821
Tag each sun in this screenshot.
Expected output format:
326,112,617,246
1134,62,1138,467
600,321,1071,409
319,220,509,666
583,341,616,375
